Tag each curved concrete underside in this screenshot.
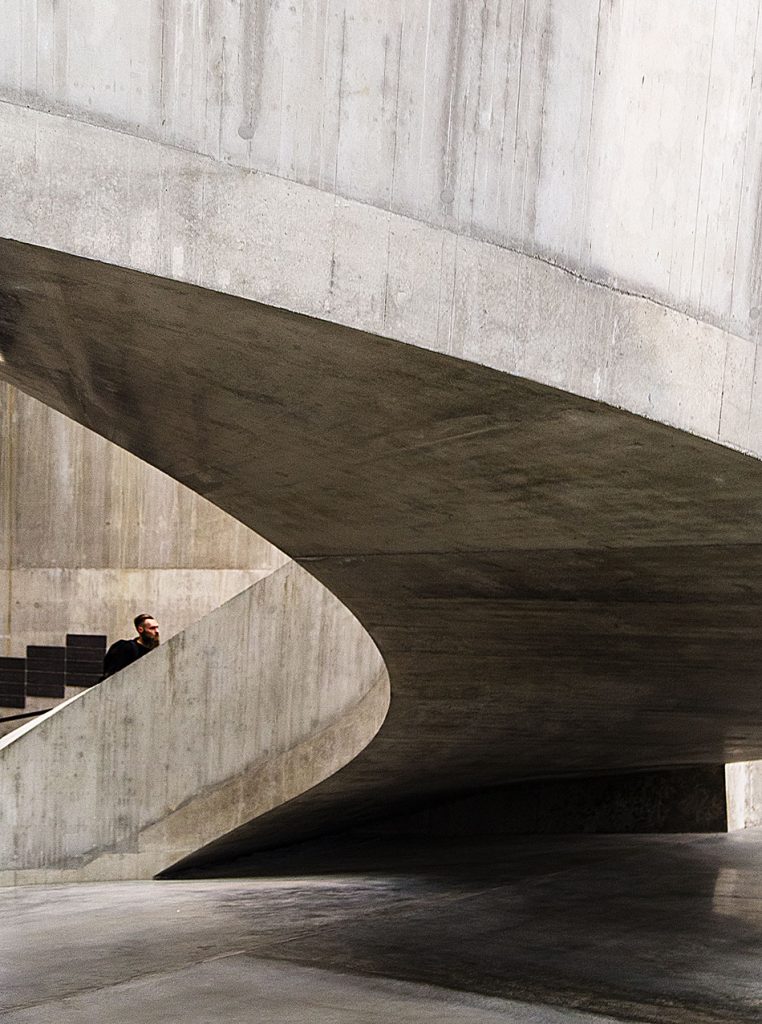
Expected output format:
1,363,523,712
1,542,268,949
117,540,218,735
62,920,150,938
2,237,762,872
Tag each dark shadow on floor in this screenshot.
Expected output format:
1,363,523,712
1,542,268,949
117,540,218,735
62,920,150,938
178,831,762,1024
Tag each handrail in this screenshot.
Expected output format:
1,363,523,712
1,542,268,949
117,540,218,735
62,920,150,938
0,710,49,724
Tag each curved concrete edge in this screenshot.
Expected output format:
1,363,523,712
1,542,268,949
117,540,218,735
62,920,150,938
1,101,759,464
0,380,289,658
0,561,390,885
4,1,761,348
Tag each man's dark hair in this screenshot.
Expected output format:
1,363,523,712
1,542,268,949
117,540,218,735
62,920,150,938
134,613,154,631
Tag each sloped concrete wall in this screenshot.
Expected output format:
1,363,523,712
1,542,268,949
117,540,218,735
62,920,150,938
0,560,389,884
0,384,287,655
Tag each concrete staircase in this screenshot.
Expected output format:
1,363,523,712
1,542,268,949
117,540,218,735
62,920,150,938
0,634,106,737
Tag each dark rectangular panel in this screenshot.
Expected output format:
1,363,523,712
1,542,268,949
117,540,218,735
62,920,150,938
26,684,64,698
27,646,65,665
66,673,102,688
65,650,105,665
66,634,107,651
0,670,25,684
0,693,25,709
26,668,64,683
26,667,65,697
66,658,104,675
0,657,26,672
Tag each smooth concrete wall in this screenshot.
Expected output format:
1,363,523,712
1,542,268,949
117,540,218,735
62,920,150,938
0,384,287,655
726,762,762,831
1,89,759,467
0,560,389,884
1,1,760,344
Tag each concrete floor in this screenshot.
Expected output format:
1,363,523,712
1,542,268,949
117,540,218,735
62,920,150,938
3,832,761,1023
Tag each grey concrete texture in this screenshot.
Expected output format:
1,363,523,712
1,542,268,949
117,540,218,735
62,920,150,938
726,761,762,830
1,383,286,656
3,1,762,879
0,565,275,657
0,689,82,740
2,240,762,877
0,384,278,572
3,0,762,484
1,90,759,464
3,831,762,1023
0,559,388,883
1,1,761,345
1,958,620,1024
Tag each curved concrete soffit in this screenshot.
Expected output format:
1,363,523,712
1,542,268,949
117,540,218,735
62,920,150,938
5,233,762,873
0,562,390,884
0,101,758,462
3,111,762,878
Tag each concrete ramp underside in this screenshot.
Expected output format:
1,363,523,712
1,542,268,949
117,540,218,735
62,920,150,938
2,237,762,874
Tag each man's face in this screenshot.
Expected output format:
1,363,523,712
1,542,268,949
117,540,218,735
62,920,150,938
137,617,160,649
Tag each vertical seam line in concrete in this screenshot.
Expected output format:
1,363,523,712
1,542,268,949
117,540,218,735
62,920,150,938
746,338,759,439
416,0,433,221
389,10,405,213
33,0,38,94
718,338,731,441
580,0,605,269
469,2,490,222
332,10,347,195
493,0,511,231
4,386,15,657
511,0,528,244
729,0,761,316
159,0,167,124
382,209,393,329
699,5,738,312
435,232,448,346
689,0,719,310
447,235,459,355
530,1,552,248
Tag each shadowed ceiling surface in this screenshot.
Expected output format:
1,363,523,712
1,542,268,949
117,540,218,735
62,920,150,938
2,237,762,870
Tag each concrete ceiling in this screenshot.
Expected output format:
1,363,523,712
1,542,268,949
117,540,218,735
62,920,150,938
2,237,762,869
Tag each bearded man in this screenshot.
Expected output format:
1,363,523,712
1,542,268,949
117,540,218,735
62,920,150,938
102,614,160,679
